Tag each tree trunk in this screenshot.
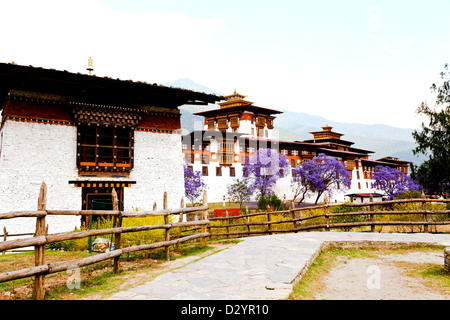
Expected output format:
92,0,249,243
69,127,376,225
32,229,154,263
297,189,308,205
314,192,323,205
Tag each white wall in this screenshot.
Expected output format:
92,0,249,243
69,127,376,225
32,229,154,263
191,160,379,205
0,120,80,234
0,121,186,236
128,131,185,210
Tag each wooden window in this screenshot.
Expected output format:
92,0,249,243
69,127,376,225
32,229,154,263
230,167,235,177
202,154,210,164
202,166,208,176
257,128,264,137
207,119,215,130
256,117,265,127
216,167,222,176
78,123,133,171
220,154,232,165
230,117,239,128
217,118,228,130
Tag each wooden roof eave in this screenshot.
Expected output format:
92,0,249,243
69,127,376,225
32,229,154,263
0,63,223,111
316,147,370,158
194,104,282,117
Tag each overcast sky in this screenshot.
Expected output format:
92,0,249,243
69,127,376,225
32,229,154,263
1,0,449,129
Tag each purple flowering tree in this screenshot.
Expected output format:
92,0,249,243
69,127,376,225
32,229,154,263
242,148,289,200
372,165,421,200
184,165,206,205
291,159,317,204
293,153,351,205
227,179,254,209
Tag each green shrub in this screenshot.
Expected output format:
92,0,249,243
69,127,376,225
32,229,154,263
257,194,285,211
121,215,169,247
394,190,423,199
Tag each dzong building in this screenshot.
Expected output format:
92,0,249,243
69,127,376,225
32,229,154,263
182,91,410,204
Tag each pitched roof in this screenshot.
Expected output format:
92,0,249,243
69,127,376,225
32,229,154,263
0,63,224,110
193,104,282,117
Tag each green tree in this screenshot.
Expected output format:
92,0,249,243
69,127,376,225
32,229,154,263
227,179,253,209
412,64,450,197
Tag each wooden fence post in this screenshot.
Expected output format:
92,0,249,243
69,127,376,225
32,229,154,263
226,209,230,239
176,197,184,250
290,202,297,232
112,189,121,274
324,195,330,232
267,207,273,235
33,181,47,300
369,194,375,233
201,190,208,247
246,206,250,236
164,192,170,260
2,227,7,255
422,193,428,233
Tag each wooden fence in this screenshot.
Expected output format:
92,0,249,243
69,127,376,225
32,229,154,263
0,182,209,300
208,195,450,239
1,227,34,254
2,183,450,300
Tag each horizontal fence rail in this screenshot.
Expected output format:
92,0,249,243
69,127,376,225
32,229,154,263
0,182,210,300
208,197,450,239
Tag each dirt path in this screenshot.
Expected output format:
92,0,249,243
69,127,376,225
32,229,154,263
313,251,449,300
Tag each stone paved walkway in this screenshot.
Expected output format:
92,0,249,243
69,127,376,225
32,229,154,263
106,232,450,300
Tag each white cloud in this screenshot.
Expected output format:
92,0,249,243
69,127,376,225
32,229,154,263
0,0,225,81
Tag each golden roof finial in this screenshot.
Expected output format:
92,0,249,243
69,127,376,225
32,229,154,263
87,57,93,76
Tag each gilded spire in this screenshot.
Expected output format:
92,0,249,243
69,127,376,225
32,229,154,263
87,57,93,76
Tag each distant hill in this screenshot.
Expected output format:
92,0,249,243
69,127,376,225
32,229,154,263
164,78,426,166
162,78,223,96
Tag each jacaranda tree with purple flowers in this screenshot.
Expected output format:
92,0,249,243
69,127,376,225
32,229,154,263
372,165,421,200
292,153,351,205
184,165,206,205
291,159,317,204
242,148,289,200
